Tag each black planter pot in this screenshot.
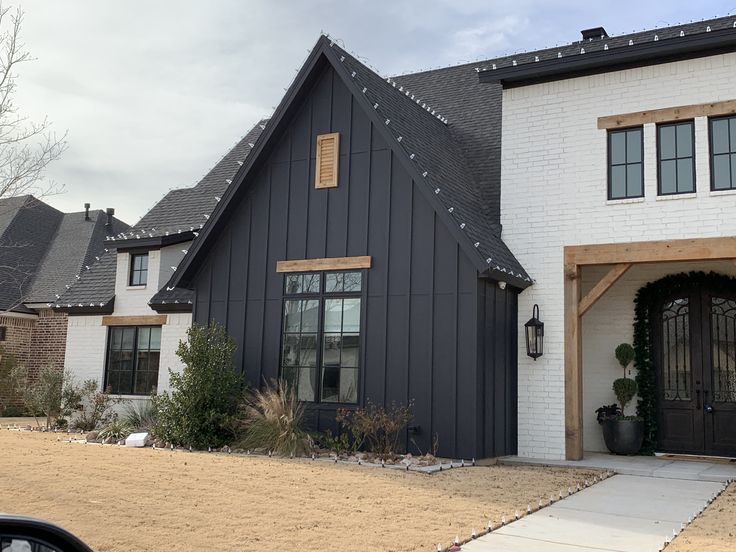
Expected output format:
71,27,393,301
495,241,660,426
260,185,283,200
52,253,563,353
601,418,644,455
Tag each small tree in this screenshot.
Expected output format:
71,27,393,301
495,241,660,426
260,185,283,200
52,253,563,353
9,365,83,429
71,380,122,431
613,343,637,416
153,322,241,449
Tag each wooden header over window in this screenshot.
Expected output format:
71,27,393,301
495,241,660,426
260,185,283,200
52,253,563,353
315,132,339,189
102,315,168,326
276,256,371,273
598,99,736,129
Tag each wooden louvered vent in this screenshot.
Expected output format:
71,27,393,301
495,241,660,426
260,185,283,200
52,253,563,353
315,132,340,189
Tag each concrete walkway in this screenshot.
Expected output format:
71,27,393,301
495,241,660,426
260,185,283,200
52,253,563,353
462,475,725,552
501,451,736,482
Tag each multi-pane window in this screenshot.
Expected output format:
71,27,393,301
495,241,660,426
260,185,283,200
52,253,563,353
658,121,695,195
280,271,362,404
105,326,161,395
608,127,644,199
129,253,148,286
710,115,736,190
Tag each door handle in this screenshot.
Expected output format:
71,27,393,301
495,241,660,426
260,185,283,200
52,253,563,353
695,389,701,409
703,390,714,413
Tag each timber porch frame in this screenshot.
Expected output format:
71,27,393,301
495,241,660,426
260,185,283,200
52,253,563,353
563,236,736,460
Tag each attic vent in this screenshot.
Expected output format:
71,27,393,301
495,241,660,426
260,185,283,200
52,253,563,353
315,132,340,189
580,26,608,40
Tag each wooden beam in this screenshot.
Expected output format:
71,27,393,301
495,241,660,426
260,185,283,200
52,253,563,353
598,99,736,129
565,237,736,266
579,263,632,317
276,256,372,273
564,262,584,461
102,315,168,326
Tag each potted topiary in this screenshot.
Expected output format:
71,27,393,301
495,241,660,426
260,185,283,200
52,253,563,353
596,343,644,455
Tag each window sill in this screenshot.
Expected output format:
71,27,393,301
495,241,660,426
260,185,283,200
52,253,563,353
606,197,645,206
709,188,736,197
110,394,153,400
656,192,697,201
125,285,147,290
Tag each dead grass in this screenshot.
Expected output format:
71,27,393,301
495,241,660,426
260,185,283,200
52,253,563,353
0,429,599,552
668,482,736,552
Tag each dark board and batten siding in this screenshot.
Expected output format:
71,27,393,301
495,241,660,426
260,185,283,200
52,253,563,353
191,64,518,459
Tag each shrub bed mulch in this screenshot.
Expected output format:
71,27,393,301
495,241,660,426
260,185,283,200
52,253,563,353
1,428,607,552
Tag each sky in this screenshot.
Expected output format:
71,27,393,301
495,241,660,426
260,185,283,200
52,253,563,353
12,0,736,224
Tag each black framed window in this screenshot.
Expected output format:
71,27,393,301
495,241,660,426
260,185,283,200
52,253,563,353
105,326,161,395
658,121,695,195
608,127,644,199
129,253,148,286
0,326,5,341
709,115,736,190
280,271,362,404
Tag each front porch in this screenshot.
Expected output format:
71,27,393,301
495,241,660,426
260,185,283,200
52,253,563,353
564,237,736,460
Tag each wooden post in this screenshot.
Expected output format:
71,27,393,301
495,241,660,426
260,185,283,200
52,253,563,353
564,262,583,460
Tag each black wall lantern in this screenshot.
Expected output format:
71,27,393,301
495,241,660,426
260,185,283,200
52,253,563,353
525,304,544,360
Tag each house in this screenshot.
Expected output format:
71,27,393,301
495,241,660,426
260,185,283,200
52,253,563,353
55,122,265,407
168,16,736,461
0,196,128,411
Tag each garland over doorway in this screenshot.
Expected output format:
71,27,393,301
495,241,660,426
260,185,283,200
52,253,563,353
634,271,736,454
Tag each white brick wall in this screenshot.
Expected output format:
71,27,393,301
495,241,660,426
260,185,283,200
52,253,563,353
64,243,191,403
501,53,736,459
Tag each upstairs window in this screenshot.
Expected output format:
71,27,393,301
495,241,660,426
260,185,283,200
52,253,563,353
658,121,695,195
608,127,644,199
280,271,362,404
129,253,148,286
710,115,736,190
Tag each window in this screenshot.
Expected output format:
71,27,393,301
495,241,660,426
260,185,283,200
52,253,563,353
315,132,340,189
710,115,736,190
0,327,5,341
129,253,148,286
658,121,695,195
105,326,161,395
608,127,644,199
280,271,362,404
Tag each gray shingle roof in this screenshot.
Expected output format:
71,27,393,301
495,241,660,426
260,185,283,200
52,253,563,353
56,121,268,310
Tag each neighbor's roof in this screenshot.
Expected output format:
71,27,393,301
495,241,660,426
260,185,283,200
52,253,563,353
55,121,268,312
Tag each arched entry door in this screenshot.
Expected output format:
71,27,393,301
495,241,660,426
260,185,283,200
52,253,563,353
656,286,736,456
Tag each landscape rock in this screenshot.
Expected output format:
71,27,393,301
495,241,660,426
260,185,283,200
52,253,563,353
86,431,99,442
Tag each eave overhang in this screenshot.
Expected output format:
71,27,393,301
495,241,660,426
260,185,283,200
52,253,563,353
479,27,736,87
108,231,195,252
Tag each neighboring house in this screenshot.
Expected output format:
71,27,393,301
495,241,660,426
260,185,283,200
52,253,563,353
170,17,736,460
55,122,266,407
0,195,128,409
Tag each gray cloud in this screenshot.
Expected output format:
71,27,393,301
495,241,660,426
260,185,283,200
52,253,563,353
13,0,731,223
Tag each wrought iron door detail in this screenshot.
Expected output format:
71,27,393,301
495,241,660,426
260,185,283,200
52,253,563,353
711,297,736,403
661,298,691,401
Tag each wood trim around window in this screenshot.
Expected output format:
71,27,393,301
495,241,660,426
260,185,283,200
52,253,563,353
276,256,371,273
315,132,340,189
598,99,736,130
102,315,168,326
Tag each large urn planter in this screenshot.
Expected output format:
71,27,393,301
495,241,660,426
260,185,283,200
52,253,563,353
600,418,644,455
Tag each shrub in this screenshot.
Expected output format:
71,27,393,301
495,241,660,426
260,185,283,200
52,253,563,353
10,365,65,429
124,399,158,433
153,322,241,449
337,400,414,458
595,403,622,423
613,377,638,415
71,380,123,431
314,429,356,455
615,343,635,377
237,379,312,456
98,417,132,442
0,348,22,413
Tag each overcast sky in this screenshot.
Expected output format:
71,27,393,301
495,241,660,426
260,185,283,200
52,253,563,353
13,0,736,224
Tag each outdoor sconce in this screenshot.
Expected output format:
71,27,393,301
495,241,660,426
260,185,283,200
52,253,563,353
525,304,544,360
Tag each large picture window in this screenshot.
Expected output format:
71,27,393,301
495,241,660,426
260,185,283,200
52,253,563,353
608,127,644,200
105,326,161,395
710,115,736,190
280,271,362,404
657,121,695,195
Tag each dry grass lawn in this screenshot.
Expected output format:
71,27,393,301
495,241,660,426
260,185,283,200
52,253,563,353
668,482,736,552
0,429,600,551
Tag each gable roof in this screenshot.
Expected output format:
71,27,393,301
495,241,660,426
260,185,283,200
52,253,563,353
172,36,531,290
55,121,268,312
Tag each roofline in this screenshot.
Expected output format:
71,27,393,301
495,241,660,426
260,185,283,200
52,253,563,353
149,302,193,313
110,231,195,251
479,26,736,87
54,298,115,315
